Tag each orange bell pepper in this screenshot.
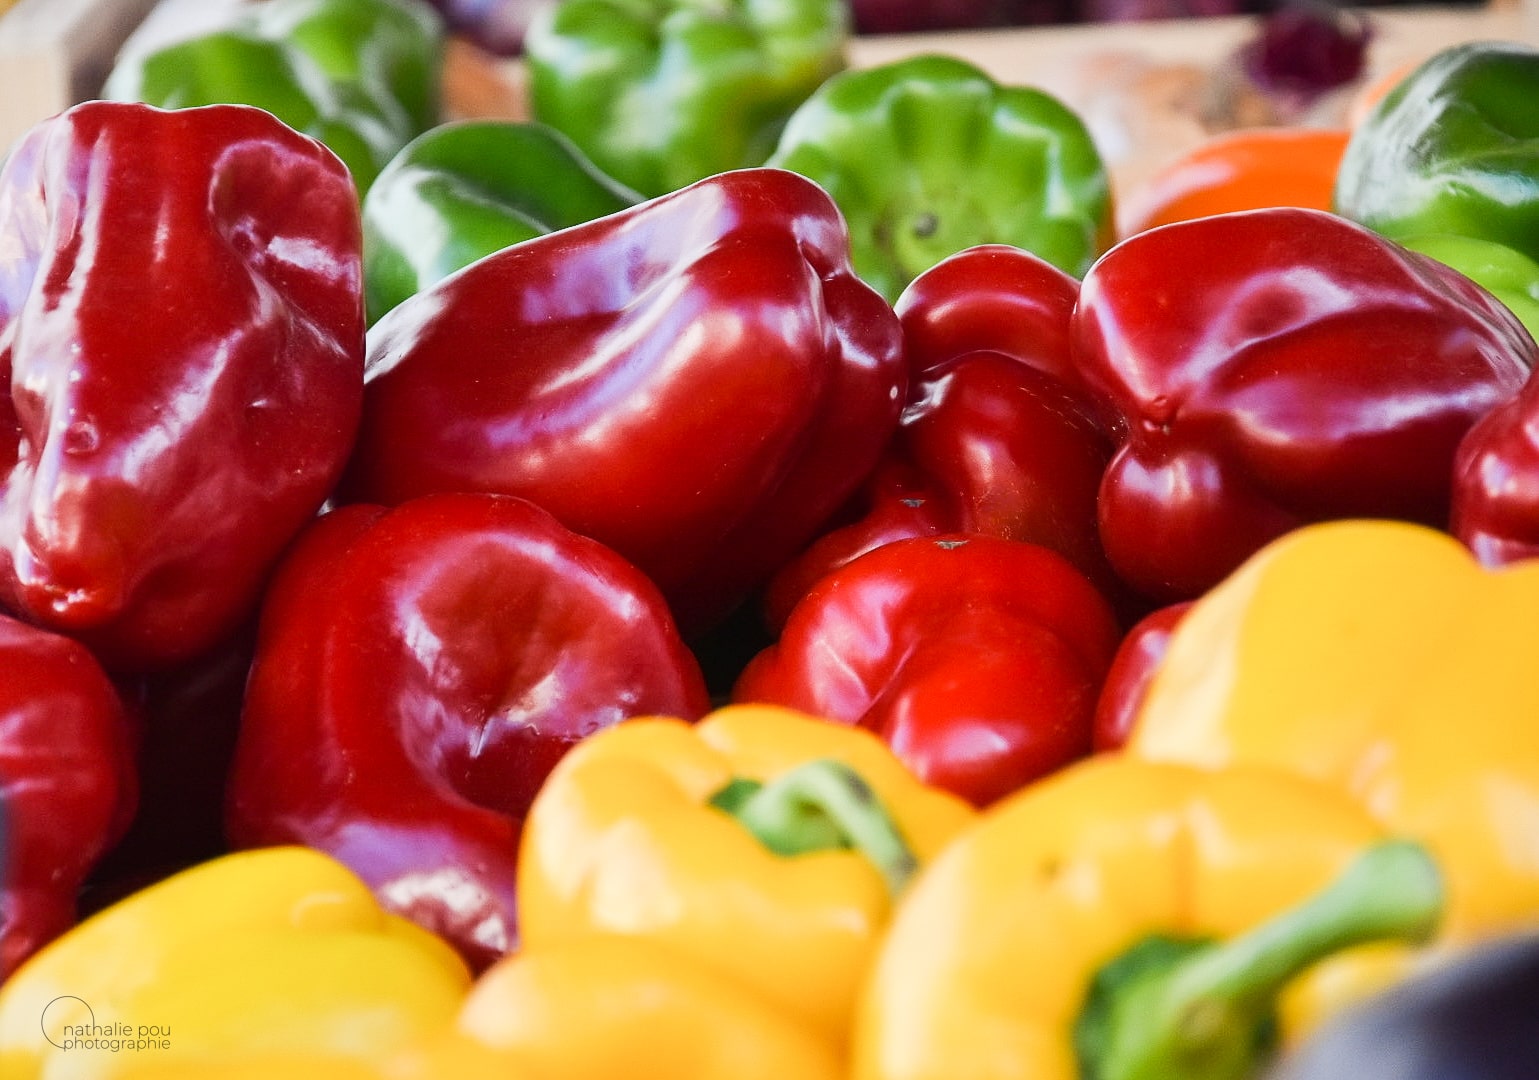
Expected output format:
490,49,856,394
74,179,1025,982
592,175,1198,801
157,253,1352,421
1117,127,1349,239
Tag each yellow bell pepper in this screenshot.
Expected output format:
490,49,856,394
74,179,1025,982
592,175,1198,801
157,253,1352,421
0,847,472,1080
456,935,843,1080
105,1039,525,1080
1128,519,1539,943
113,934,845,1080
850,754,1443,1080
517,703,976,1050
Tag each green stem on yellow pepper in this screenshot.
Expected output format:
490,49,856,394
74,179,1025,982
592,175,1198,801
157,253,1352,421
1076,839,1444,1080
710,759,918,895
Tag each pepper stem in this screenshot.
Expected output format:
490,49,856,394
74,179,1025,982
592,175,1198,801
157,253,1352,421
1077,839,1444,1080
708,759,919,895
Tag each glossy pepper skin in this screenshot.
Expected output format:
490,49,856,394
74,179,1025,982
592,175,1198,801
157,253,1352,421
1335,42,1539,267
1335,43,1539,344
852,755,1443,1080
1129,520,1539,951
0,101,364,671
736,534,1123,807
102,0,444,193
518,705,975,1050
767,54,1111,302
523,0,848,198
1089,600,1191,753
1074,206,1533,603
226,492,710,972
0,614,136,979
0,847,471,1078
344,168,907,636
764,245,1119,628
362,119,639,323
1452,357,1539,565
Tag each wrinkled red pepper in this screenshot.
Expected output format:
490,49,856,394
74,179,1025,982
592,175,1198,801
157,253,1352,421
735,533,1121,807
226,492,710,971
340,167,906,636
1075,207,1533,602
0,613,137,977
0,100,364,671
764,244,1119,628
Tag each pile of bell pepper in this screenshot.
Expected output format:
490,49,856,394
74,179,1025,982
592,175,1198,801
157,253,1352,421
3,0,1539,1073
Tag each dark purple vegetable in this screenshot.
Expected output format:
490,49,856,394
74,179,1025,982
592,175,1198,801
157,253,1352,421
1240,2,1371,106
426,0,535,54
1268,932,1539,1080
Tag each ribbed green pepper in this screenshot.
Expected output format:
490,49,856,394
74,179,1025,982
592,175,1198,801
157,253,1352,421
765,53,1112,303
362,119,640,323
523,0,849,199
102,0,444,193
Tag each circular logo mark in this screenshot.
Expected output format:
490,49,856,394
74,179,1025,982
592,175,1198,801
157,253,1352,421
41,996,94,1050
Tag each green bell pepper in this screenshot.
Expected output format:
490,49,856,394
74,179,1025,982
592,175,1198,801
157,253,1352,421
765,53,1112,303
362,119,641,323
522,0,850,199
1400,233,1539,343
1335,41,1539,266
102,0,444,193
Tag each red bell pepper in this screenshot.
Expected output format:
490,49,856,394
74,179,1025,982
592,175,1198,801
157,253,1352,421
1075,207,1533,602
764,244,1120,628
1452,370,1539,567
0,101,364,671
0,613,137,977
225,492,710,971
735,533,1122,807
340,167,906,636
1089,599,1191,753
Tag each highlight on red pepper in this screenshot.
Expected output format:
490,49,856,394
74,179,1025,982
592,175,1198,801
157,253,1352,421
342,167,907,637
1074,206,1534,603
0,612,137,979
225,492,710,973
763,244,1120,628
736,534,1122,807
0,100,365,672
